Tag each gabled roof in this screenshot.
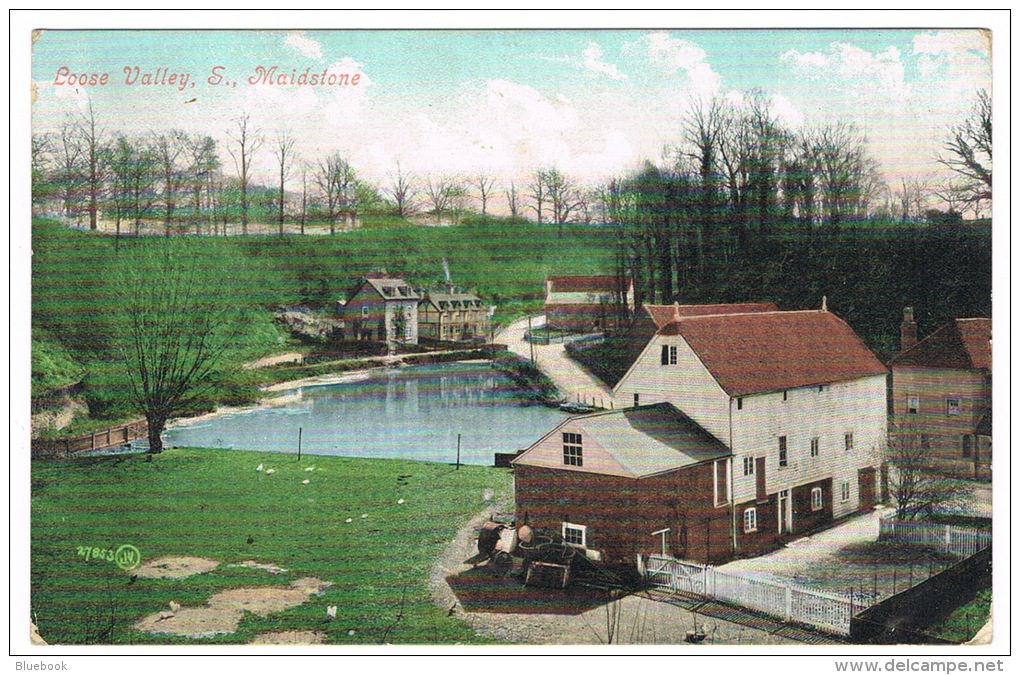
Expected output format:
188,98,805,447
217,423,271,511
420,288,484,311
641,302,779,329
547,275,631,294
511,402,730,479
891,318,991,371
658,310,887,396
361,277,420,301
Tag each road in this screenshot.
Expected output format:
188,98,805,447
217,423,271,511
496,315,616,409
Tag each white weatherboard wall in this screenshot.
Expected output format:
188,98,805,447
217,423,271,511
613,335,731,445
729,374,887,519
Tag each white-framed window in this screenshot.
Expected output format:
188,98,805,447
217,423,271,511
562,432,583,467
743,456,755,476
743,507,758,533
362,306,369,318
562,522,587,548
840,480,851,503
778,436,788,467
810,437,820,458
845,432,854,453
660,344,678,365
907,394,919,414
947,398,961,415
811,487,823,511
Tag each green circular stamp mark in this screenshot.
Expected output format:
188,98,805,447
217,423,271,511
114,544,141,570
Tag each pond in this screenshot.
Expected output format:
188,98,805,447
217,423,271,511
163,362,567,465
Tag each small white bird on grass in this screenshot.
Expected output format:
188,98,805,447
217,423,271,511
360,514,368,519
304,467,315,472
397,499,405,505
327,606,337,619
256,464,264,472
344,518,353,523
302,479,310,485
265,469,275,475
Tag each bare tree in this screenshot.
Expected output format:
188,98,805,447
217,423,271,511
931,178,971,215
424,175,462,225
188,135,219,234
227,113,263,235
57,117,84,220
32,132,54,207
938,89,992,204
506,182,520,218
888,424,973,521
117,240,242,454
316,153,357,234
387,162,419,218
475,173,496,216
272,131,297,235
545,168,584,227
79,102,107,231
152,130,189,234
527,169,548,223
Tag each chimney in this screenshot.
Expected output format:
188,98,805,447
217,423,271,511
901,307,918,352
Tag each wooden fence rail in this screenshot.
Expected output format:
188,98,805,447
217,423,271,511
878,516,992,559
31,419,148,458
644,554,861,636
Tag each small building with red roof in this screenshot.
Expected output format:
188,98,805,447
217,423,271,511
889,309,992,479
544,275,634,333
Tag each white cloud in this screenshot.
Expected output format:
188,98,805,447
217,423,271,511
639,32,721,98
770,93,804,130
285,31,323,60
782,42,906,96
582,42,626,80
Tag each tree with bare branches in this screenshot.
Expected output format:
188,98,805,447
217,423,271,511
227,113,263,234
506,182,520,218
152,130,189,234
424,175,462,225
887,424,973,521
938,90,991,205
474,173,496,216
80,102,107,231
272,131,297,235
387,162,419,218
316,153,357,234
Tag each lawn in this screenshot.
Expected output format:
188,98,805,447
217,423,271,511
926,587,992,643
31,447,514,645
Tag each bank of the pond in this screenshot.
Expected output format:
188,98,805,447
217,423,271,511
30,447,514,645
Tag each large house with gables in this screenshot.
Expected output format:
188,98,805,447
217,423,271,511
888,309,992,479
340,272,420,344
514,304,889,565
417,286,491,342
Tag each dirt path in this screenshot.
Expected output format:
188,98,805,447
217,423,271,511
429,507,798,646
496,316,615,409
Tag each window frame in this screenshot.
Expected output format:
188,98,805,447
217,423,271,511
562,522,587,548
562,432,583,467
810,437,820,458
743,455,755,477
811,487,823,511
840,480,851,503
845,432,854,453
743,507,758,533
947,398,962,416
907,393,919,415
778,435,788,468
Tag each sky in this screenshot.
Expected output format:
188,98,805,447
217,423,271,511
30,26,993,194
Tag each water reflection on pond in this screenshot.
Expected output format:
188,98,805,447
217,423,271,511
164,362,566,465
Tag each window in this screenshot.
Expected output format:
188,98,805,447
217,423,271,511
362,306,369,318
907,394,919,415
714,458,730,506
810,437,820,458
634,393,640,408
660,345,678,365
840,480,850,502
778,436,788,467
562,522,586,547
743,508,758,533
562,432,583,467
845,433,854,453
811,487,823,511
962,434,972,458
947,398,961,415
737,397,743,410
743,456,755,476
782,390,788,402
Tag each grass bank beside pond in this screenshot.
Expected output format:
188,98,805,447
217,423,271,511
31,448,513,645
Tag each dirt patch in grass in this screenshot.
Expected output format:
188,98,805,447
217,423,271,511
250,630,328,645
135,556,220,579
226,560,289,575
135,577,333,639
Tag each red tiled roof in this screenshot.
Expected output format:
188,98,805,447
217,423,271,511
661,310,887,396
641,303,778,330
891,318,991,370
547,275,630,293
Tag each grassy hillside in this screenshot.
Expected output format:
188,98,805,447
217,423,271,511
31,448,514,645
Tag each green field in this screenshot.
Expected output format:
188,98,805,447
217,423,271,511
31,448,514,645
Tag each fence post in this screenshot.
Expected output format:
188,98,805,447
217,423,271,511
784,584,792,622
944,524,951,553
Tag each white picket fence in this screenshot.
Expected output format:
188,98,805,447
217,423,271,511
643,554,863,636
878,516,992,559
